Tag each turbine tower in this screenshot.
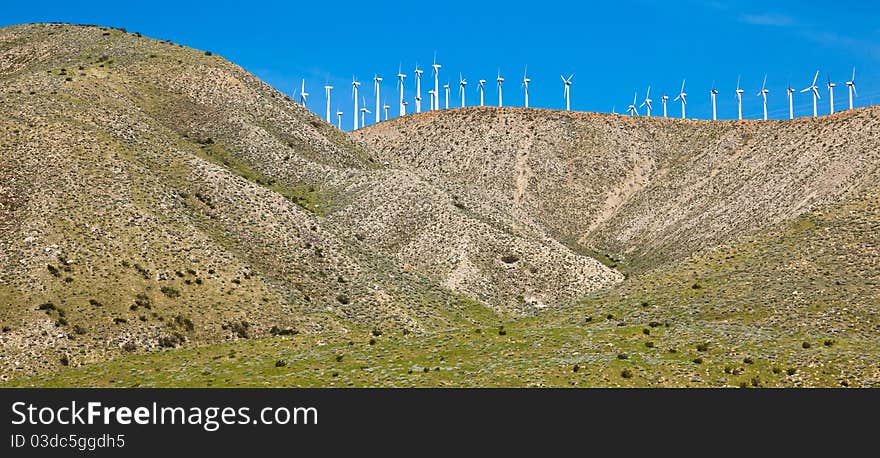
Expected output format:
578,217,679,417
428,89,436,111
757,75,769,121
496,70,504,107
431,53,441,111
397,65,407,116
640,86,652,117
626,92,639,116
373,74,382,124
673,79,687,119
459,73,468,107
561,74,573,111
324,84,333,123
359,96,370,128
444,82,450,109
351,78,361,130
383,100,390,121
336,109,343,129
414,64,423,113
521,66,531,108
478,79,486,106
661,93,669,118
710,82,718,121
800,71,820,118
846,67,857,110
735,76,744,120
827,75,836,114
787,84,795,120
299,79,309,107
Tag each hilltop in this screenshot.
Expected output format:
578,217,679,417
1,23,877,387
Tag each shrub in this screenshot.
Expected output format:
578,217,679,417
88,299,103,307
572,364,580,373
158,332,185,348
47,264,61,277
696,343,710,352
204,51,212,56
606,313,614,320
173,315,194,332
122,341,137,352
72,324,87,335
743,357,754,364
617,353,628,360
223,321,250,339
1,326,10,333
691,283,702,290
113,317,127,324
369,338,376,345
371,328,383,337
498,326,507,336
645,341,655,348
621,368,633,379
772,367,781,374
692,357,703,364
648,321,661,328
270,326,297,336
500,254,520,264
801,341,811,349
335,355,344,362
38,302,56,311
786,368,797,376
823,339,834,347
642,328,650,335
55,317,67,327
160,286,180,299
59,355,69,366
336,294,350,305
275,360,287,367
584,316,592,323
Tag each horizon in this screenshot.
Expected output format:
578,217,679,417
4,1,879,130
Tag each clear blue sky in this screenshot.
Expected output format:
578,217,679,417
4,1,880,129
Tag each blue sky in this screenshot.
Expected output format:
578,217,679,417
4,1,880,129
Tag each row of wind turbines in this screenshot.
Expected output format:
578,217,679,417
292,56,860,129
624,68,859,121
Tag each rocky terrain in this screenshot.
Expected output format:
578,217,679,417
0,23,877,387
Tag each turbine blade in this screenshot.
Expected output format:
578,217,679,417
811,70,819,86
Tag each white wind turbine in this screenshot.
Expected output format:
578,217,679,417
351,77,361,130
521,66,531,108
459,73,468,107
757,75,769,120
661,93,669,118
324,84,333,123
626,92,639,116
299,79,309,107
496,70,504,107
710,81,718,120
846,67,857,110
735,75,744,120
397,65,407,116
414,64,423,113
478,79,486,106
431,53,441,111
402,100,409,115
787,83,796,120
640,85,653,117
373,74,382,124
673,79,687,119
428,89,436,111
336,109,343,129
801,70,820,118
827,75,836,114
359,96,370,128
444,82,450,109
561,74,573,111
383,100,390,121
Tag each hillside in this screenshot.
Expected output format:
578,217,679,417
1,23,877,387
0,23,619,381
356,107,880,271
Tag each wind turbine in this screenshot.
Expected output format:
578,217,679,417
710,81,718,120
787,83,796,120
561,74,573,111
359,96,370,128
402,100,409,115
673,79,687,119
414,64,423,113
336,109,343,129
324,84,333,123
459,73,468,107
383,100,390,121
846,67,857,110
351,77,361,130
640,85,653,117
626,92,639,116
611,105,617,115
521,66,531,108
496,70,504,107
478,79,486,106
428,89,436,111
827,75,836,114
661,93,669,118
757,75,769,120
373,74,382,124
443,82,450,109
299,79,309,107
801,71,820,118
397,65,407,116
431,53,441,111
735,75,744,120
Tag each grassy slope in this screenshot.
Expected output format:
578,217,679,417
9,188,877,387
